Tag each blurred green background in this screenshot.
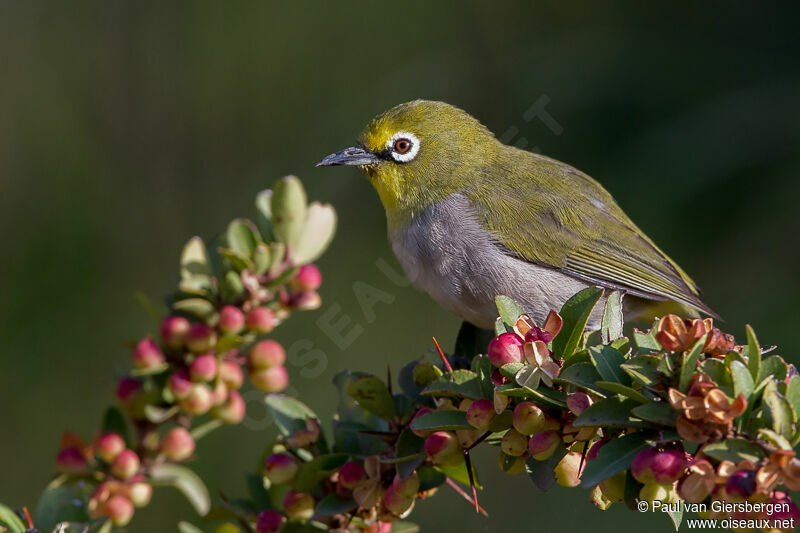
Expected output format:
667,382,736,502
2,2,799,531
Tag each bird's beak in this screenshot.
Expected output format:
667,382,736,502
316,146,381,167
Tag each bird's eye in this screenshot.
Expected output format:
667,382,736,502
394,138,412,154
386,132,420,163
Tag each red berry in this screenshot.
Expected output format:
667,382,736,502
488,333,524,368
219,360,244,389
289,290,322,311
116,377,142,405
725,469,756,499
256,510,286,533
424,431,462,465
180,383,214,414
168,369,193,400
282,490,314,520
650,449,687,484
631,447,659,484
56,447,88,475
383,484,413,515
528,430,561,460
212,389,245,424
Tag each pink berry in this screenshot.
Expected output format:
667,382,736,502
160,315,190,349
424,431,462,465
501,429,528,457
725,469,756,499
338,461,367,489
129,480,152,508
512,401,545,435
190,353,218,382
292,265,322,291
488,333,524,368
105,495,134,526
56,447,88,475
212,389,245,424
410,407,434,438
168,369,194,400
264,453,298,484
250,365,289,393
116,377,142,405
289,291,322,311
131,338,165,369
650,449,687,483
219,360,244,389
528,430,561,460
246,307,276,333
466,399,495,431
186,323,217,353
111,449,140,479
218,305,245,334
282,490,314,520
392,471,420,497
383,484,413,515
161,427,195,461
180,383,214,414
631,447,659,484
249,340,286,369
96,432,126,463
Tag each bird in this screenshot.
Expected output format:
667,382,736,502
317,100,716,329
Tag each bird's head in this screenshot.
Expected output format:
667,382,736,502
317,100,497,224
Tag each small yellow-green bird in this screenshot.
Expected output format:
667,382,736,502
318,100,716,329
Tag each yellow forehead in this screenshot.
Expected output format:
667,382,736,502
359,116,400,153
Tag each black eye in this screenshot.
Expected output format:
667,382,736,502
394,138,412,154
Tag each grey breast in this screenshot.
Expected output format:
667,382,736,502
388,193,602,329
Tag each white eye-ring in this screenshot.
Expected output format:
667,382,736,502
386,131,420,163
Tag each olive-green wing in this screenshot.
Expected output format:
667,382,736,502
469,150,717,317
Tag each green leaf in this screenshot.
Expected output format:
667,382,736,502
272,175,308,248
633,324,661,354
494,317,505,337
247,473,272,510
758,428,793,450
294,454,349,491
172,297,217,321
702,439,765,463
418,465,447,491
495,295,525,330
150,463,210,515
395,430,426,479
218,247,254,272
630,402,678,426
409,410,472,431
573,397,654,428
730,360,755,401
178,521,205,533
494,384,568,408
666,503,683,531
525,447,568,491
101,406,130,444
292,202,337,264
759,355,788,383
144,404,178,424
589,345,631,386
763,381,795,439
746,324,761,382
580,432,650,487
435,461,480,489
226,218,260,257
679,334,706,392
553,287,604,364
471,354,494,399
699,358,731,388
786,376,800,419
595,381,649,403
264,394,318,437
252,243,271,275
456,322,494,359
180,236,212,280
346,374,396,420
499,362,525,380
35,485,91,530
488,410,514,432
600,290,624,344
254,189,276,241
421,370,483,400
315,493,356,516
555,362,607,396
620,355,661,387
0,504,25,533
390,522,421,533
